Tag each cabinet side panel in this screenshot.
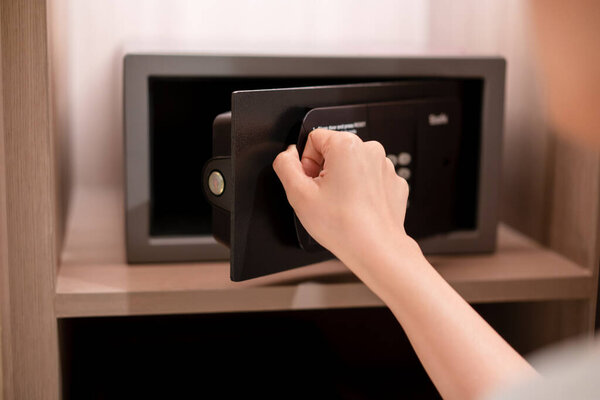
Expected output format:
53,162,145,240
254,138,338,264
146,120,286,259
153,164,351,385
0,0,60,398
546,136,600,330
48,0,72,268
0,4,9,397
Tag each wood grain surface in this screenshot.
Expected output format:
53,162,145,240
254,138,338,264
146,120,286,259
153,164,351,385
0,1,60,398
55,186,594,317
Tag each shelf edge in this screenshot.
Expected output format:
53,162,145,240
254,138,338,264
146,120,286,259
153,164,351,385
55,275,595,318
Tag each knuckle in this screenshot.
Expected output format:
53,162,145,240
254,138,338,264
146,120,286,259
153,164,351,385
272,152,285,169
374,142,386,155
337,130,357,141
366,140,386,156
329,132,350,148
335,131,351,142
309,128,330,143
273,149,295,172
272,155,281,170
307,130,319,143
347,131,362,140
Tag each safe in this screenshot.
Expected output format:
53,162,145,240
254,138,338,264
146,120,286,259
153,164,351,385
124,54,505,281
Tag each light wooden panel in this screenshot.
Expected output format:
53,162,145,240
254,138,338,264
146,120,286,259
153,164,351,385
427,1,552,244
0,1,59,399
546,136,600,270
55,186,594,318
545,135,600,332
0,8,8,397
427,0,600,341
47,0,72,264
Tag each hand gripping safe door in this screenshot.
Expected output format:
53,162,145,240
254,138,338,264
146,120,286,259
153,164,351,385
124,55,505,281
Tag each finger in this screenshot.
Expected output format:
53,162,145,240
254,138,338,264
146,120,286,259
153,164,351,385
301,156,322,178
301,129,334,177
273,145,315,203
364,140,386,158
385,156,396,173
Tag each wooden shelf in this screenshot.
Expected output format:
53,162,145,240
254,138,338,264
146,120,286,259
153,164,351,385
55,187,595,318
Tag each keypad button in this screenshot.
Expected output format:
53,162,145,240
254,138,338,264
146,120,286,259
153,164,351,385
398,152,412,166
397,167,411,180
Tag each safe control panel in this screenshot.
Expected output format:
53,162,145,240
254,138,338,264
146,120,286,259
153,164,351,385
294,98,461,252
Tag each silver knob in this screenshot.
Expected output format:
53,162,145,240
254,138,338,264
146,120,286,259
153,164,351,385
208,170,225,196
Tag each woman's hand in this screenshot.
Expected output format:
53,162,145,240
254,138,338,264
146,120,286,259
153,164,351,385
272,128,417,267
274,129,536,400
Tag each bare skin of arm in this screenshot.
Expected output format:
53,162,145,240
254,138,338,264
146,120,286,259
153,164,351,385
273,129,537,400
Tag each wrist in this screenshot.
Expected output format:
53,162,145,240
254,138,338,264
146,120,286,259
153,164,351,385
334,224,425,285
346,228,418,266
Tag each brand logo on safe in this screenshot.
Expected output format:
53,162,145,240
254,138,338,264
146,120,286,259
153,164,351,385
428,113,449,126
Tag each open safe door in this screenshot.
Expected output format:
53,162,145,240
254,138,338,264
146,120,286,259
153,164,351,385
203,81,470,281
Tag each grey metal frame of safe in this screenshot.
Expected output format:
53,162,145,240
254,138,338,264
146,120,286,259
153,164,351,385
124,54,505,263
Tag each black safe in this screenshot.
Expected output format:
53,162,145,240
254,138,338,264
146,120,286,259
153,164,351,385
124,55,505,281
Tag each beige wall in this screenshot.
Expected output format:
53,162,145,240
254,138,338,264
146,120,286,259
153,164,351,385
428,0,551,242
52,0,429,191
52,0,552,241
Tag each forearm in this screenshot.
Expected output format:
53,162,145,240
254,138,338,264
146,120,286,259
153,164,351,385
340,236,537,400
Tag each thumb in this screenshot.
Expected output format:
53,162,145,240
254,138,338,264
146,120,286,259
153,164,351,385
273,145,315,205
